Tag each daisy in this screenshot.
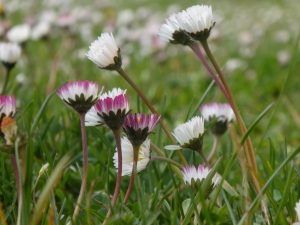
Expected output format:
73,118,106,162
7,24,31,44
86,32,121,70
85,88,129,130
0,96,16,119
57,81,98,114
165,116,204,151
123,113,160,146
0,42,21,69
182,164,220,187
159,5,215,44
113,137,150,176
201,103,234,136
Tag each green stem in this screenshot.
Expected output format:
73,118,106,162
116,67,187,165
2,68,11,95
72,113,88,222
123,145,139,204
151,156,183,170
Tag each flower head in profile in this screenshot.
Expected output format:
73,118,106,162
182,164,220,187
123,113,160,147
0,96,17,145
178,5,215,42
86,32,122,70
165,116,204,151
113,137,150,176
159,13,192,45
57,81,99,114
7,24,31,44
0,96,16,120
31,22,51,40
201,103,234,136
85,88,129,130
182,164,210,184
159,5,215,44
0,42,21,70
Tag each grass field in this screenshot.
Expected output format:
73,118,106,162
1,0,300,224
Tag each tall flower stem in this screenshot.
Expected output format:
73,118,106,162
189,43,229,100
207,136,219,164
116,67,187,165
200,40,258,179
11,153,22,225
111,129,122,207
103,129,123,224
200,40,270,224
2,68,11,95
151,156,183,169
123,145,139,204
72,113,88,222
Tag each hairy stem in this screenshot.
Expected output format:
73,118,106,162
201,40,258,176
201,40,270,224
151,156,183,169
123,145,139,204
189,43,229,100
116,67,187,165
2,68,11,95
103,129,123,224
111,129,122,207
72,113,88,222
207,136,219,164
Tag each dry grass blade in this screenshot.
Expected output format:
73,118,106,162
30,153,72,225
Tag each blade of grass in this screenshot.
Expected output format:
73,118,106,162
30,92,55,134
30,153,72,225
190,80,215,118
273,163,294,224
241,102,274,145
222,190,238,225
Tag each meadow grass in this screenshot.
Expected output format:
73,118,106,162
1,0,300,224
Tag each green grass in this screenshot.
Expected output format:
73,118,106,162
1,0,300,224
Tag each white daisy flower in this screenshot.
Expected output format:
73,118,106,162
85,88,129,130
165,116,204,151
86,32,121,70
57,81,99,114
182,164,220,187
180,5,214,38
201,103,234,136
0,42,21,66
113,137,150,176
159,4,215,44
31,22,51,40
7,24,31,44
158,13,189,44
85,106,103,127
